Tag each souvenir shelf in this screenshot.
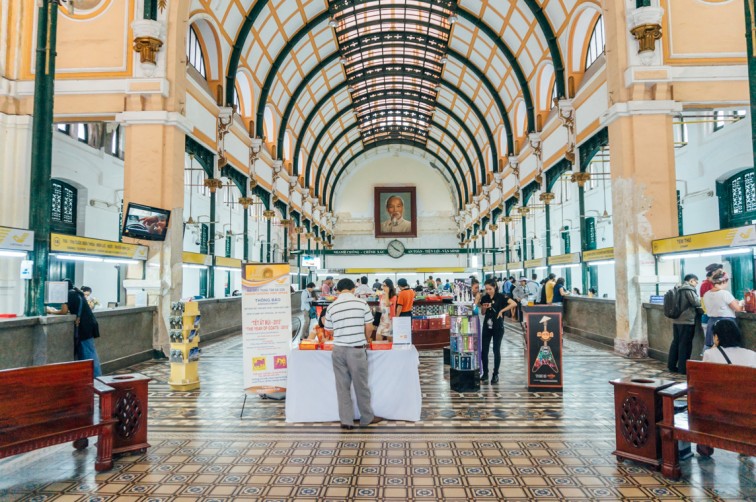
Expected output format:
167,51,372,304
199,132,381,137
168,301,201,391
448,303,481,392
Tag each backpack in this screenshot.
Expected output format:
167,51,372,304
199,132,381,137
663,286,684,319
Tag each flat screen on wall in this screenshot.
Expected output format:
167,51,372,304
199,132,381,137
122,202,171,241
301,255,321,268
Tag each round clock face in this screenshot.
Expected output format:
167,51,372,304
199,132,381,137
387,240,405,258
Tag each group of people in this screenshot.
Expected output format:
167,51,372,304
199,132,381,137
667,263,756,373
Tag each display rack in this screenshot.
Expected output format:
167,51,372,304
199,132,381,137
448,303,480,392
168,301,201,391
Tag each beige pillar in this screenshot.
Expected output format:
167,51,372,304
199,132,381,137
602,1,680,357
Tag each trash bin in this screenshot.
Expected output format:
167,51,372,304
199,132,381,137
609,376,675,468
97,373,151,456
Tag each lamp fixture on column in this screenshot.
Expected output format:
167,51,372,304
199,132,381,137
629,4,664,65
557,99,576,166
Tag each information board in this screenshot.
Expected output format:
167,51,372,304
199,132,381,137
522,305,563,392
241,263,292,393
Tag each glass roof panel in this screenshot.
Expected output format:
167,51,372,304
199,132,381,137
328,0,456,148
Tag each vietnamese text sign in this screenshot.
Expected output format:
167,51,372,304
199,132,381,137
652,225,756,255
241,263,292,393
548,253,581,266
583,247,615,262
51,233,148,260
0,226,34,252
524,258,547,269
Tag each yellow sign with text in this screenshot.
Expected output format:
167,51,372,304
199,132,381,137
183,252,212,266
652,225,756,255
583,247,615,262
215,256,242,268
0,226,34,252
51,233,148,260
548,253,581,266
524,258,547,269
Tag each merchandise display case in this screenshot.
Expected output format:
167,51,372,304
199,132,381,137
448,303,480,392
168,301,201,391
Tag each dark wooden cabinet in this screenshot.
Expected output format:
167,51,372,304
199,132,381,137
97,373,151,456
610,376,675,468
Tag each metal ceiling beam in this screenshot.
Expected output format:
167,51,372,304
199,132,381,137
316,122,469,204
327,138,465,211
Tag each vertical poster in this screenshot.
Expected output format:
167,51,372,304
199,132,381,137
522,305,563,392
393,316,412,345
242,263,292,393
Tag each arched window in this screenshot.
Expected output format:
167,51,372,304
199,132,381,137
51,179,77,235
77,123,88,143
585,15,605,70
186,26,207,78
283,132,292,161
551,82,558,109
233,86,241,113
263,106,274,141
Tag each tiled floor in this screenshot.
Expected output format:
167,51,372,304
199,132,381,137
1,323,753,501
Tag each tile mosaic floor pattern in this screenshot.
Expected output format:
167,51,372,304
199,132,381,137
0,322,753,501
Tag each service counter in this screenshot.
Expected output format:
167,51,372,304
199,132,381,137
367,298,453,350
562,296,756,363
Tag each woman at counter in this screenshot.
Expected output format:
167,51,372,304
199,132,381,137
702,270,744,351
396,278,415,317
703,319,756,367
376,279,398,340
479,278,517,385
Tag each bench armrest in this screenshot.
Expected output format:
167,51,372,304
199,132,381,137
659,383,688,427
93,380,114,396
93,380,115,421
658,383,688,400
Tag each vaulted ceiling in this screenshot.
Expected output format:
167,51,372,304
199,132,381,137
197,0,596,211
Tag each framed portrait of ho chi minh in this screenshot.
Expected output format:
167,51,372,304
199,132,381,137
374,186,417,238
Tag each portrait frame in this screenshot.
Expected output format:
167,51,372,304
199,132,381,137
374,186,417,238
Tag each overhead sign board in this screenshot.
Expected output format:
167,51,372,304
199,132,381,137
583,247,615,262
548,253,581,266
51,232,148,260
0,226,34,252
652,225,756,255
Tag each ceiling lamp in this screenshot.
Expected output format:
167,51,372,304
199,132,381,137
340,57,348,65
440,56,448,64
328,18,338,28
449,14,458,24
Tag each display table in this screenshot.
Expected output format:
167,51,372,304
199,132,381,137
285,346,422,423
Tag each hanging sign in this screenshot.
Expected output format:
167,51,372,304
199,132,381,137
322,248,483,255
583,247,615,263
506,261,524,270
548,253,581,266
524,258,547,269
182,251,212,266
651,225,756,255
215,256,242,268
241,263,292,393
51,233,148,260
0,226,34,252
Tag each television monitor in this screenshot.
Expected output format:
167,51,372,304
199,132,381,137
122,202,171,241
301,255,321,268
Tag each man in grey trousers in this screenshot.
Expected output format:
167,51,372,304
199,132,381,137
325,278,384,430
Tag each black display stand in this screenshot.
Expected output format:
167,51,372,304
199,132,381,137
448,306,480,392
522,305,563,392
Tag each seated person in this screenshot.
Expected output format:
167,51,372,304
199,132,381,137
702,319,756,367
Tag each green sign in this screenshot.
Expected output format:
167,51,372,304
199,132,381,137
323,248,482,255
585,217,597,251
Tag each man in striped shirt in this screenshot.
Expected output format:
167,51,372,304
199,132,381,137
325,278,383,429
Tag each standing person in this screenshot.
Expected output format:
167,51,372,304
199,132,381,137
426,276,435,289
396,278,416,317
702,319,756,367
668,274,702,374
501,277,513,296
321,276,334,295
512,277,528,322
699,263,722,332
372,278,382,291
526,274,540,303
543,274,557,304
355,276,373,297
325,279,382,429
46,279,102,377
301,282,317,336
376,279,398,340
81,286,98,310
414,280,423,292
443,279,451,291
702,270,744,351
435,278,442,290
552,277,570,303
479,279,517,384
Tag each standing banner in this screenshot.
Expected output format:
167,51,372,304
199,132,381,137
392,316,412,345
522,305,564,392
242,263,292,393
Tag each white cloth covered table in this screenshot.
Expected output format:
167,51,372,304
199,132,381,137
285,345,422,422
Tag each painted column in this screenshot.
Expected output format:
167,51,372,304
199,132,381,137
745,0,756,172
603,0,680,357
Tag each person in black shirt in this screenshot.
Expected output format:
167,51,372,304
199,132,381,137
479,278,517,384
46,279,102,377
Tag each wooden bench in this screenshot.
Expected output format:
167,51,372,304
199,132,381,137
658,360,756,479
0,360,117,471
